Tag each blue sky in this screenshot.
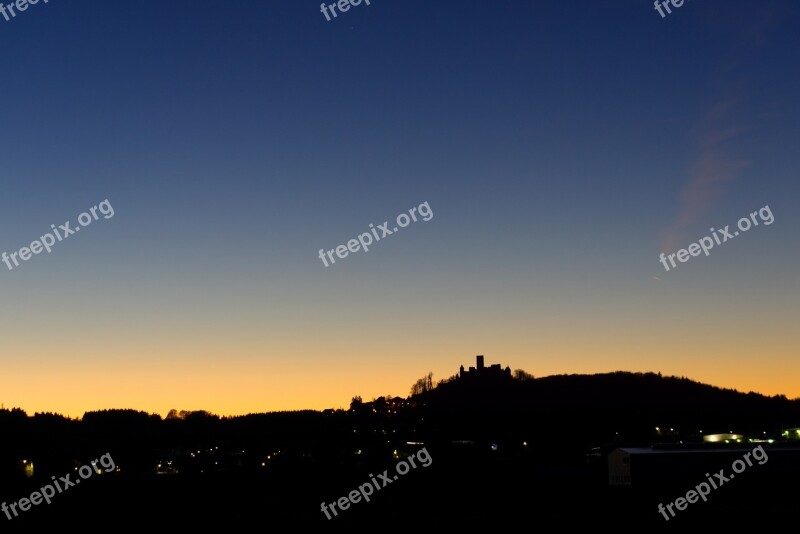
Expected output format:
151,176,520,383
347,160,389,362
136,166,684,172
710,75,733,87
0,0,798,416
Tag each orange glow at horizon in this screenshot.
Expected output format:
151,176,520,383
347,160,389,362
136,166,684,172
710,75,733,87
2,332,797,418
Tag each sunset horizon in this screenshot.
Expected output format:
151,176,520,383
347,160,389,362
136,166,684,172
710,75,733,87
4,353,798,419
1,1,797,526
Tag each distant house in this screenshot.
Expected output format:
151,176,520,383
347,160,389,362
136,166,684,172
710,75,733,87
781,428,800,440
703,433,744,443
608,445,800,487
20,458,34,478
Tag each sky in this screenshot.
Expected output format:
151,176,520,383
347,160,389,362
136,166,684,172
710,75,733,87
0,0,798,418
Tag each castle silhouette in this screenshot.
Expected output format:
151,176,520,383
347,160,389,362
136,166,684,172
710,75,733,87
458,355,511,380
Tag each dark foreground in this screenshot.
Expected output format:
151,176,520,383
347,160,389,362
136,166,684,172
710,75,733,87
1,448,794,530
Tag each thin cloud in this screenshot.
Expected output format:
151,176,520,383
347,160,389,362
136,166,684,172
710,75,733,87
660,99,749,252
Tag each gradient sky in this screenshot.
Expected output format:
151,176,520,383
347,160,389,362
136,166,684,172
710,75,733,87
1,0,798,418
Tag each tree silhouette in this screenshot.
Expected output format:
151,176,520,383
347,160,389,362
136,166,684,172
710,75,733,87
410,372,434,396
513,369,535,381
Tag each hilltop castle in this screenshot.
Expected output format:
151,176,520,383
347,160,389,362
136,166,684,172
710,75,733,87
459,355,511,380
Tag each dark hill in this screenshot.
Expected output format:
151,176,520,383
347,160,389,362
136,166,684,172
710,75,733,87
411,371,800,451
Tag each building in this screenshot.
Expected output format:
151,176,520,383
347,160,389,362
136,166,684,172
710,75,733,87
458,355,511,380
608,444,800,487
